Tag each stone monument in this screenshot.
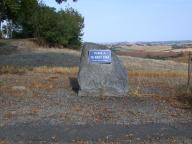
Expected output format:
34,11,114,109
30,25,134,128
78,43,128,97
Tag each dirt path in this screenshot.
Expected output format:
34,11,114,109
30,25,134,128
0,121,192,143
0,52,80,67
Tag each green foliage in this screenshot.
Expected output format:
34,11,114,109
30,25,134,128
0,0,20,21
58,8,84,48
16,0,39,37
33,5,84,48
0,1,6,22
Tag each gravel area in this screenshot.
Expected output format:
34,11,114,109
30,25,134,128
0,72,192,143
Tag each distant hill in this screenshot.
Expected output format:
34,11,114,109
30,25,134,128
100,40,192,48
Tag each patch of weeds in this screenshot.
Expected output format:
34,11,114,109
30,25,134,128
3,111,14,120
174,84,192,109
0,140,9,144
128,89,141,97
0,66,32,75
145,54,167,60
0,80,3,84
30,108,40,115
0,42,5,47
0,41,8,47
34,66,79,75
0,40,11,48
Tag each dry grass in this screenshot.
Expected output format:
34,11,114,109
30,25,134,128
0,84,29,97
169,52,190,63
0,140,9,144
128,71,192,109
30,81,54,90
0,66,31,75
0,65,190,109
33,66,188,78
174,85,192,109
4,111,14,119
118,45,172,52
11,38,80,55
31,107,40,114
0,66,78,75
33,66,79,75
0,66,176,99
0,65,187,78
120,56,187,72
128,70,187,78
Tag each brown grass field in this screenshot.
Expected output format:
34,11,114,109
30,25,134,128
0,64,190,108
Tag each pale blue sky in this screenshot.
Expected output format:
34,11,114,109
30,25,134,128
43,0,192,43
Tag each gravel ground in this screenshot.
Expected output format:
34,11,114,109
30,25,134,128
0,72,192,143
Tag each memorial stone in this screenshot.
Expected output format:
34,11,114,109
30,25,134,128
78,43,128,97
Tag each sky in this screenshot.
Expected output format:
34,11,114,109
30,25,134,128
43,0,192,43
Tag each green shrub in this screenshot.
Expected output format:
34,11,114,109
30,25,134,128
32,5,84,49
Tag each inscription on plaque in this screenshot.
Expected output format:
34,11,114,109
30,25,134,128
89,50,112,64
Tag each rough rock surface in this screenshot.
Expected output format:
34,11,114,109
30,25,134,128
78,43,128,97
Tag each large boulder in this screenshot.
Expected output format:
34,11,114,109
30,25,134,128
78,43,128,97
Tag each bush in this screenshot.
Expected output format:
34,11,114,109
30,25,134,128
172,44,183,49
32,5,84,49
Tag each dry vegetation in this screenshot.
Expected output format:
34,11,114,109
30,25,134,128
0,65,191,108
128,70,187,77
0,66,31,75
168,52,191,63
0,140,9,144
11,39,80,55
115,44,192,63
0,39,191,109
34,66,79,75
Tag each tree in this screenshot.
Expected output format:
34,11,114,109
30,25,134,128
32,5,84,48
58,8,84,48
